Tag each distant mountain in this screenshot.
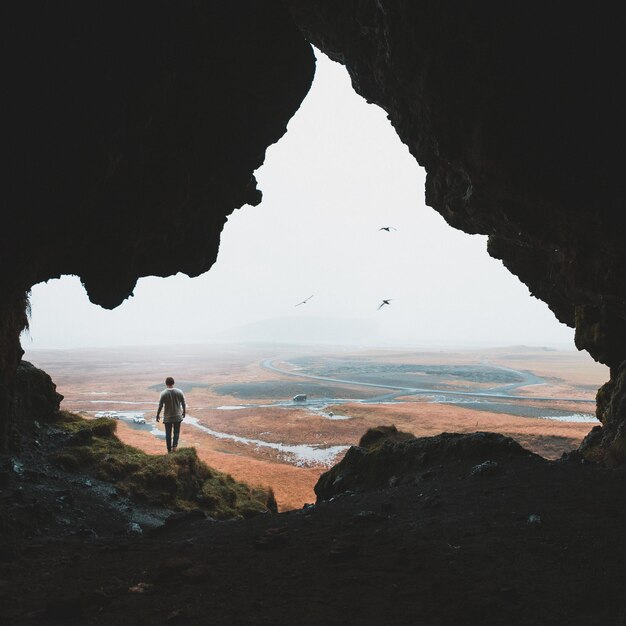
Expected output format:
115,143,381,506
481,344,560,354
216,316,380,345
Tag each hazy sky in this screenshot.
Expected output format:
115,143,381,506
24,51,576,350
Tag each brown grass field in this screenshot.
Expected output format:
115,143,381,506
26,343,608,510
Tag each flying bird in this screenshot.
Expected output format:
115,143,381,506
295,295,313,307
379,226,397,232
377,299,392,310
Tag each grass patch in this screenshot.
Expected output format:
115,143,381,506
50,412,276,519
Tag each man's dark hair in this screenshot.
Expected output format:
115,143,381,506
165,376,175,386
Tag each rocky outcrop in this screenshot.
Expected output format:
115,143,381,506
1,1,314,447
0,293,30,445
284,1,626,459
2,362,63,450
315,427,538,501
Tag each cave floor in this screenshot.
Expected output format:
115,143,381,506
3,443,626,625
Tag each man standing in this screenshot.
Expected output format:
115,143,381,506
156,377,186,453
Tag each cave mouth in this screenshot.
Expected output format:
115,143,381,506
6,5,626,622
20,50,605,512
24,51,576,352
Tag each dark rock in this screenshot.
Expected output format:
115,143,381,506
155,557,195,582
164,509,206,528
2,2,625,467
284,1,626,460
1,1,315,448
128,582,155,595
0,546,17,562
180,565,210,583
422,495,443,510
0,466,10,486
165,607,189,623
352,510,386,523
329,539,360,561
1,361,63,451
5,3,626,464
253,527,290,549
315,430,539,501
43,595,85,623
581,364,626,463
470,460,502,478
53,489,73,499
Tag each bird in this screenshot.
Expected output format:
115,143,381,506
379,226,397,232
377,299,392,310
295,295,313,307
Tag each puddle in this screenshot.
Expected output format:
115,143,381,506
536,414,599,423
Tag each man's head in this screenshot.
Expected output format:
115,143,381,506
165,376,175,388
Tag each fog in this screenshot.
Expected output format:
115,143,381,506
23,51,575,350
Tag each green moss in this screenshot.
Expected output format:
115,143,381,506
49,412,275,519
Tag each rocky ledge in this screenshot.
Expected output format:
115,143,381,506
315,426,542,502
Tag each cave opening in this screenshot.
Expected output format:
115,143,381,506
25,51,576,350
21,50,605,512
7,3,626,623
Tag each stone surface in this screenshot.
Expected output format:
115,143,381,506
2,362,63,449
315,430,537,502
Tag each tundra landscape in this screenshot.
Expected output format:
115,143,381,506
25,343,607,511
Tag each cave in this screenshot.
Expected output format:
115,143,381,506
4,2,626,623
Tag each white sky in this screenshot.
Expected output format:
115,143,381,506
23,51,576,350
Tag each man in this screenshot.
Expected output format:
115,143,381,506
156,377,186,453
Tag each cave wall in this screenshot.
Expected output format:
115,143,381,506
1,1,314,447
283,0,626,460
5,2,626,460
